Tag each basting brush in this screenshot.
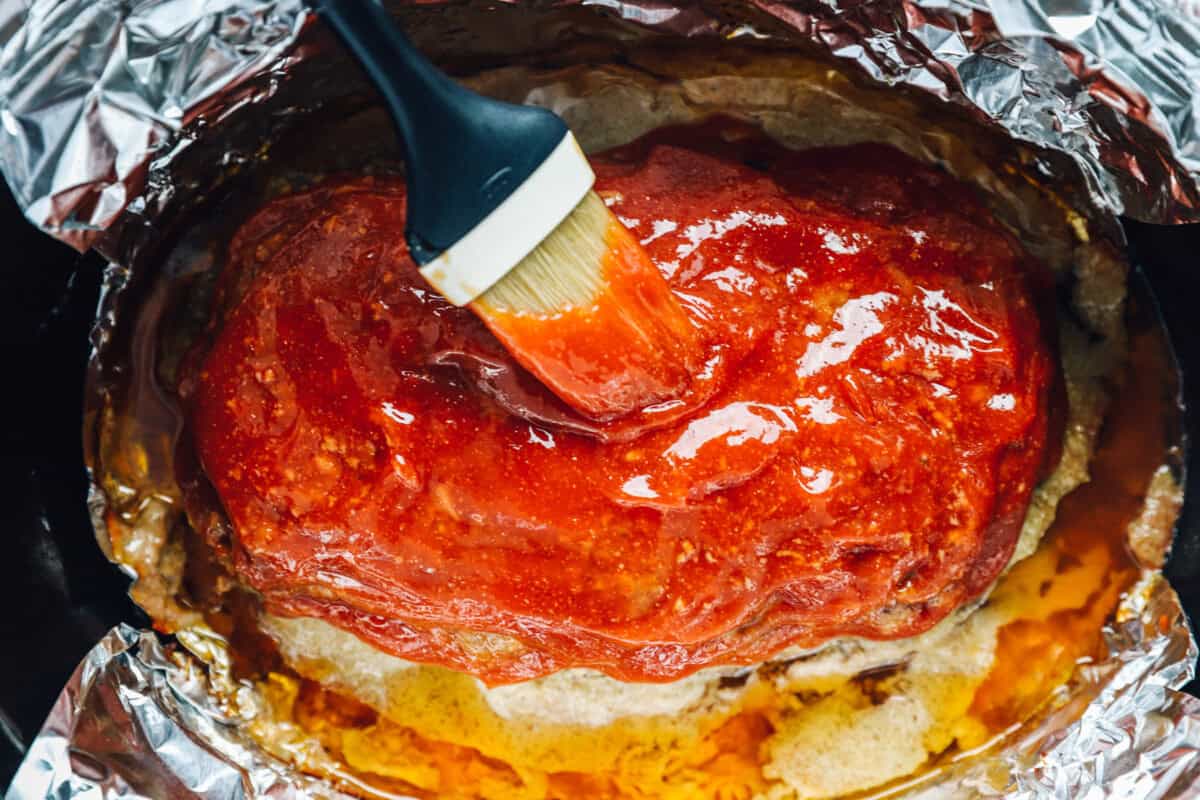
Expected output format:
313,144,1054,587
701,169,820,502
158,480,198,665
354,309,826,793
311,0,700,418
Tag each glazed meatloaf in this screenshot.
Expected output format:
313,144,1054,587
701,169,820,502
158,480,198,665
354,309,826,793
178,121,1058,686
92,48,1171,799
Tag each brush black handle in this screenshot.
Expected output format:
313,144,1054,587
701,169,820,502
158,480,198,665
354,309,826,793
310,0,571,264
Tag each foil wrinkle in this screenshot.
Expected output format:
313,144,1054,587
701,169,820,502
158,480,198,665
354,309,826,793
0,0,307,250
3,626,358,800
4,576,1199,799
2,0,1200,797
1,0,1200,241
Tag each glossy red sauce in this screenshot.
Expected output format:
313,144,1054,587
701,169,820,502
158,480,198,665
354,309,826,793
183,122,1056,684
475,207,705,419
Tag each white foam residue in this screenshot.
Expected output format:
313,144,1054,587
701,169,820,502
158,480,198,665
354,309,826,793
484,666,726,727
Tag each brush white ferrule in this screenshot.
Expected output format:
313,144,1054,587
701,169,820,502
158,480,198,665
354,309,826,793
418,133,595,307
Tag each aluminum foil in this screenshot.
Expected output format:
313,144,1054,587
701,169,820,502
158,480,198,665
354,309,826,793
3,625,357,800
907,573,1200,799
3,0,1200,797
2,0,1200,250
0,0,306,250
4,574,1198,800
742,0,1200,223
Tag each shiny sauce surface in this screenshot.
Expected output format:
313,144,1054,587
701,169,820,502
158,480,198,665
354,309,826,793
184,123,1056,684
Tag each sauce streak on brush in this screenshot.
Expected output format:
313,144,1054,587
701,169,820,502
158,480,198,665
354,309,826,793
474,198,703,419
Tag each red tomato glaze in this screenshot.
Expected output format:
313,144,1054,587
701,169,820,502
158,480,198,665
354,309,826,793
184,121,1056,685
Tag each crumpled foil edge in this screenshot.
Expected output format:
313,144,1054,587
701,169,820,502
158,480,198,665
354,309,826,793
4,572,1198,800
4,625,359,800
1024,578,1200,792
986,573,1200,798
0,0,307,250
2,0,1200,249
0,0,1199,796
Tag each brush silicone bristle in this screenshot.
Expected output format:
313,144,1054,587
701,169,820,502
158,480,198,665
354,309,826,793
473,191,701,419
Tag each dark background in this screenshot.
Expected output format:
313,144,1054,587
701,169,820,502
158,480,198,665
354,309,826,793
0,182,1197,788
